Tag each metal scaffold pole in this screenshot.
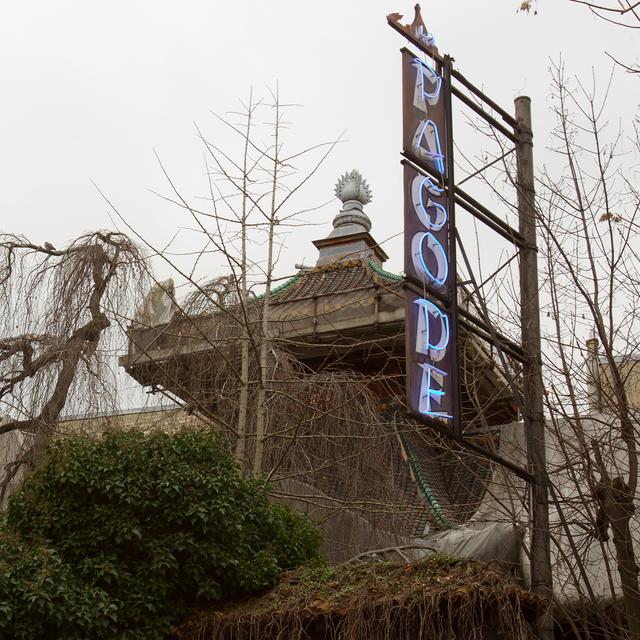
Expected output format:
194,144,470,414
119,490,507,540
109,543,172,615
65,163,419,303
515,95,554,639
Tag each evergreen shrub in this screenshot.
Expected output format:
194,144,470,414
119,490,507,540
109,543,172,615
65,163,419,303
0,429,320,639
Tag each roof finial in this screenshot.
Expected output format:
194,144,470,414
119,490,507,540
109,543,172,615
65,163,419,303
329,169,372,233
334,169,372,206
411,4,424,30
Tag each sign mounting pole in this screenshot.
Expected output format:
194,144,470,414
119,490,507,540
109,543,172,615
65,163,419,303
515,95,553,636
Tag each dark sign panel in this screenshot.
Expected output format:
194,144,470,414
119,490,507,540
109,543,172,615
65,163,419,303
402,49,458,428
402,49,447,183
389,5,536,482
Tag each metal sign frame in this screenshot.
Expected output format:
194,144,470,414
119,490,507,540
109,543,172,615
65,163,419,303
388,8,533,482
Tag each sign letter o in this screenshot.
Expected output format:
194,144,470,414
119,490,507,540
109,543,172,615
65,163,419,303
411,231,448,287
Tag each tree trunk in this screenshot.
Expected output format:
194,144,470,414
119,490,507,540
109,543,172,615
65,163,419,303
252,88,280,476
234,89,254,469
607,478,640,639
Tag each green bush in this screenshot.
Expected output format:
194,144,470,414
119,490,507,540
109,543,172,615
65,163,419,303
1,429,321,639
0,533,118,639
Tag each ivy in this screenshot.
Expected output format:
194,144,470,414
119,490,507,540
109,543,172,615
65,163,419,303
0,429,321,638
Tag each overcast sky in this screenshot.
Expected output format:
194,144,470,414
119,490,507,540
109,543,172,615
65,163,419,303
1,0,637,281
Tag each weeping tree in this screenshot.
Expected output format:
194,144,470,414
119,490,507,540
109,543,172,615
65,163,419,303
0,231,146,500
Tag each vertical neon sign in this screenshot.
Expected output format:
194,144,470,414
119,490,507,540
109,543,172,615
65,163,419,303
402,49,456,425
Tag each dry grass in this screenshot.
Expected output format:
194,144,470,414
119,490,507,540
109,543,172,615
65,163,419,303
173,556,542,640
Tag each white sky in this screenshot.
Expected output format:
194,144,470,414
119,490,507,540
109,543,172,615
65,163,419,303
1,0,637,278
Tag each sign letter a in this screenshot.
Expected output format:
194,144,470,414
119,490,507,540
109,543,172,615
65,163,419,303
412,120,445,175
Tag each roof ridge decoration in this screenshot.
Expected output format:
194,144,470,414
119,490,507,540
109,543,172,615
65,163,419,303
256,272,303,300
311,258,366,273
368,259,403,282
400,431,450,529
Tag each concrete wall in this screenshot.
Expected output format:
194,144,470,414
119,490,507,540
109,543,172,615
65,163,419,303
56,406,202,436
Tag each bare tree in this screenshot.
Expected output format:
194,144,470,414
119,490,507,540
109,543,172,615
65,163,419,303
0,231,146,500
570,0,640,74
567,0,640,30
132,87,345,471
454,58,640,635
519,0,640,73
111,89,469,558
235,89,258,465
253,85,284,475
519,0,639,26
534,62,640,637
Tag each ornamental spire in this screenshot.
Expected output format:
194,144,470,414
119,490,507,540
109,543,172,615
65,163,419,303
313,169,387,266
334,169,372,206
387,3,438,52
331,169,372,233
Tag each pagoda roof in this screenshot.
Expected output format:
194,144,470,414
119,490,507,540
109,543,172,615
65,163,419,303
262,259,405,355
398,423,495,530
264,258,402,303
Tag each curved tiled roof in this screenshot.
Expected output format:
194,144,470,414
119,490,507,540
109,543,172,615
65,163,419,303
399,432,451,529
270,259,401,304
386,411,492,533
401,430,493,529
255,272,302,300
